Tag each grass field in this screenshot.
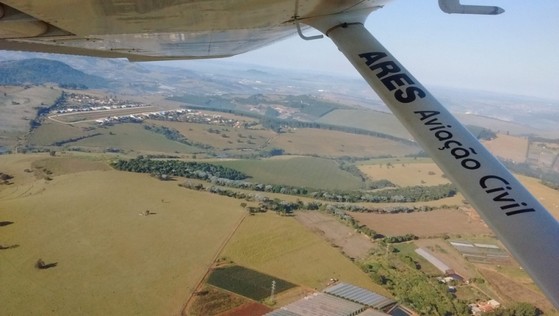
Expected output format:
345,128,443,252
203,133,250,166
149,120,273,151
269,128,418,158
482,134,528,163
351,208,492,237
215,156,364,190
29,121,198,153
220,212,390,296
318,109,412,140
74,123,198,153
358,161,450,187
0,154,245,315
515,175,559,220
0,86,61,139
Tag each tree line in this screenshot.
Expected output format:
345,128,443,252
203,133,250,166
111,157,248,180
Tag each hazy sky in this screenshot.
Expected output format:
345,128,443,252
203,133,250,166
171,0,559,100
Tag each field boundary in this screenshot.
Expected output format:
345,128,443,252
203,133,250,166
181,212,248,316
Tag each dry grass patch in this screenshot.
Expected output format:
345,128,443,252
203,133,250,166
220,212,389,296
1,162,245,315
482,134,528,163
359,162,450,186
270,128,418,157
149,120,274,150
351,208,491,238
516,175,559,220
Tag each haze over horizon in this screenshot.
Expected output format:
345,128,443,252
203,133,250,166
158,0,559,101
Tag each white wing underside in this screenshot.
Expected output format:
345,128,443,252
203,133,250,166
0,0,389,61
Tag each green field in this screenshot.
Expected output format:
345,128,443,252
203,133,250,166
318,109,412,140
0,154,245,315
207,265,296,301
220,212,389,295
215,156,364,190
29,122,198,153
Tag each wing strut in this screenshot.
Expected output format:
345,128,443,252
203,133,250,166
307,16,559,308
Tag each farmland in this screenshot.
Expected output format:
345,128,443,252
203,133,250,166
358,160,450,187
2,67,559,315
219,212,389,296
351,208,491,237
0,154,246,315
215,156,364,190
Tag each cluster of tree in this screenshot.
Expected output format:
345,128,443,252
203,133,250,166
485,302,542,316
0,59,107,88
112,157,248,180
30,91,66,129
51,132,101,146
0,172,14,185
320,204,383,239
466,125,497,140
362,255,470,315
279,94,340,117
338,161,368,183
311,183,456,203
58,83,88,90
259,148,285,157
143,124,214,150
500,159,559,189
367,179,397,190
168,94,236,109
382,234,418,244
329,203,435,214
259,117,414,146
206,176,309,195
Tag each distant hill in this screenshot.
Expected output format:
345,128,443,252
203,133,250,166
0,58,108,88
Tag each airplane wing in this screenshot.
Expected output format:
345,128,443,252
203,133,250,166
0,0,387,60
2,0,558,309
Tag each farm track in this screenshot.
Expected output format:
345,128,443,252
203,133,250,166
181,213,249,316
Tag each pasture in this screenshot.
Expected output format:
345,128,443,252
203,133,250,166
358,161,450,187
318,109,412,140
149,119,273,151
220,212,390,296
0,154,245,315
482,133,529,163
269,128,418,158
516,175,559,220
29,121,198,153
351,208,492,237
0,86,61,138
73,123,198,153
216,156,364,190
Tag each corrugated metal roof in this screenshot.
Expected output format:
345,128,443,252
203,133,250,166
415,248,450,273
266,310,300,316
324,283,395,310
265,293,365,316
357,309,391,316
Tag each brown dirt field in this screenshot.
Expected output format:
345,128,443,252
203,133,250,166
482,134,528,163
478,268,557,314
295,211,374,259
217,302,272,316
351,208,491,238
188,286,248,316
358,162,450,186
